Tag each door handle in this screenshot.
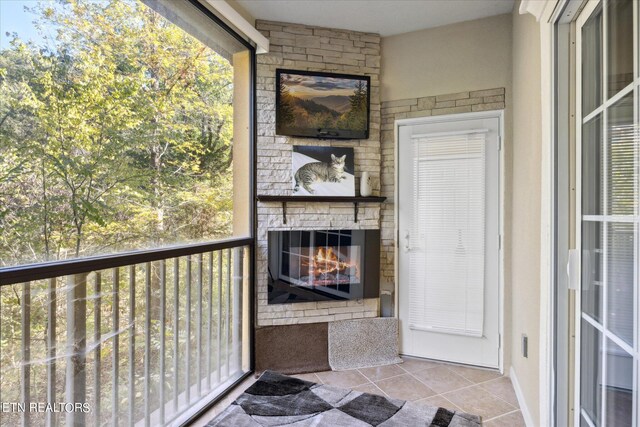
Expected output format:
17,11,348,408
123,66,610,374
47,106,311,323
404,231,410,252
567,249,580,291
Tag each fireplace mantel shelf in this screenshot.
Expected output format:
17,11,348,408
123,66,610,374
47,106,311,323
256,195,386,203
256,195,386,224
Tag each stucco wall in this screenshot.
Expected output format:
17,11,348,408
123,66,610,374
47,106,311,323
380,14,512,102
510,7,542,425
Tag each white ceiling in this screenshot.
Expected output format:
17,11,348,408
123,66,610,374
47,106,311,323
236,0,516,37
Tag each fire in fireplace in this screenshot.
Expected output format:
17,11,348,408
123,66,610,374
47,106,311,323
268,230,380,304
300,244,360,287
304,246,360,286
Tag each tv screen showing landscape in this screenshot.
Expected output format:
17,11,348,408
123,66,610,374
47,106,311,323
276,69,370,140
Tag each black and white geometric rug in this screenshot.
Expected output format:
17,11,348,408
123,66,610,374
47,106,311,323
207,370,481,426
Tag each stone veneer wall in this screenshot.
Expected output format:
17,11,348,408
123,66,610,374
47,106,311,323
255,20,382,326
379,88,506,292
252,16,507,325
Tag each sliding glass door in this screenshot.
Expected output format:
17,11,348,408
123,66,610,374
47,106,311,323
576,0,638,425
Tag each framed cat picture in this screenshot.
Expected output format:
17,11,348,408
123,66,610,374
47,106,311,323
292,146,355,196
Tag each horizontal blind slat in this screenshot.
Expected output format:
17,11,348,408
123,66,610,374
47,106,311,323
409,132,487,337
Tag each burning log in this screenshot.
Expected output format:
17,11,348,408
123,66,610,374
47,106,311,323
301,246,360,285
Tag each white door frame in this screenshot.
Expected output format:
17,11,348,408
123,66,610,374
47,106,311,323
521,2,578,424
573,2,639,427
393,109,505,373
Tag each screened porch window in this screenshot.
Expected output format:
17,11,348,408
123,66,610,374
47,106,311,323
0,0,254,425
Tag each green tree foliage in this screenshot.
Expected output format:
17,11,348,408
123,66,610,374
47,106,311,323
337,81,367,131
0,0,236,266
276,80,295,130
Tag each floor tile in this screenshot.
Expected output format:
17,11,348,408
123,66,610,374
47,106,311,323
398,356,442,374
194,366,521,427
412,365,474,394
443,384,516,420
315,369,369,388
484,410,526,426
414,395,463,412
374,373,437,401
448,365,502,384
351,382,388,397
480,377,519,407
358,364,405,382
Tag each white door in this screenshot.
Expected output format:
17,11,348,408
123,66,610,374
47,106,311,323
397,112,501,368
575,0,638,425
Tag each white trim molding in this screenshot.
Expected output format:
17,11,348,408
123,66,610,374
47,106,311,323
511,367,536,427
204,0,269,53
538,1,562,426
519,0,548,21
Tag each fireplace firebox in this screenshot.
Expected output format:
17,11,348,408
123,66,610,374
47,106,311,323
268,230,380,304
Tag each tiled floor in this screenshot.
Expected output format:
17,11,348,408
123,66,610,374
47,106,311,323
193,356,525,426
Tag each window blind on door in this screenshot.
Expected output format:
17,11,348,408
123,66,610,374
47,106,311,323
408,130,487,337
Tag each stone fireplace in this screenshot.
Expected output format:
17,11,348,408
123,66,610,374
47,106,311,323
255,19,383,327
268,229,380,304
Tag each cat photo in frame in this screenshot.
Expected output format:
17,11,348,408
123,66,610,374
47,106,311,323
292,146,355,196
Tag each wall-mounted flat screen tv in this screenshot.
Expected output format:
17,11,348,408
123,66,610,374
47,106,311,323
275,69,370,140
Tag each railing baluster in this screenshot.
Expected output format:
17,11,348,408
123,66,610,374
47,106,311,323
46,278,56,427
128,265,135,426
217,251,222,384
172,259,179,414
66,274,87,427
0,284,3,411
185,256,191,404
94,272,102,426
144,263,151,427
243,246,249,370
225,248,231,379
232,248,242,373
112,268,120,427
196,254,203,397
206,252,213,390
159,260,166,426
21,282,31,427
0,285,2,408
